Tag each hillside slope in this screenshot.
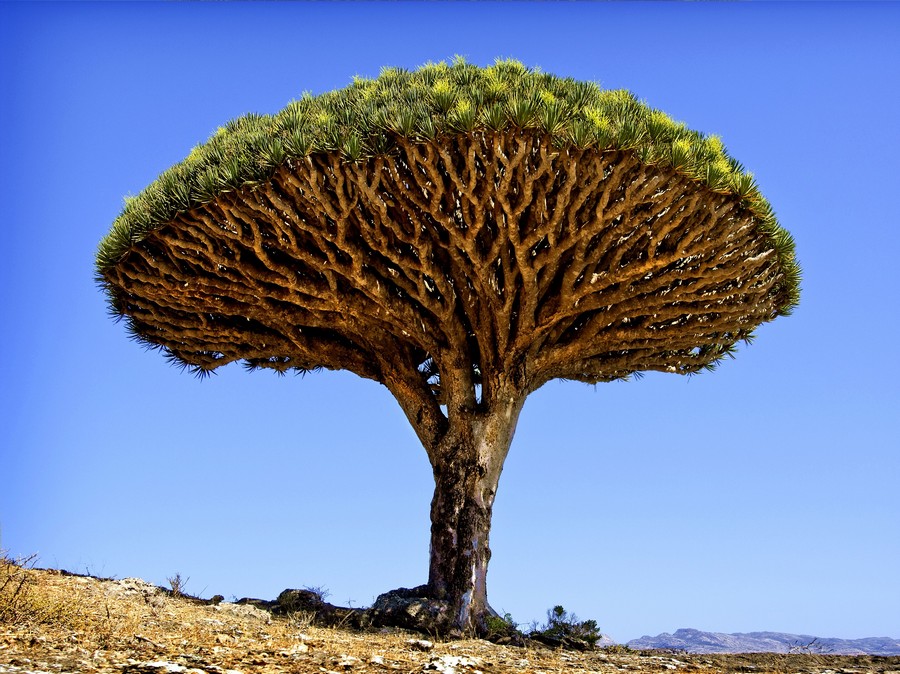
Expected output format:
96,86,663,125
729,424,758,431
3,559,899,674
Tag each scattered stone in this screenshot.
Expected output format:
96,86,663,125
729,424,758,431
370,587,453,634
213,602,271,624
275,588,325,613
423,654,483,673
112,578,164,598
277,643,309,656
407,639,435,652
274,588,368,628
122,661,194,673
105,577,167,609
335,653,361,669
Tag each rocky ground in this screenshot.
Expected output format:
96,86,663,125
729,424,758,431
2,559,898,674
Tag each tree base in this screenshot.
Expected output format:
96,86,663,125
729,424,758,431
369,585,456,635
249,585,508,640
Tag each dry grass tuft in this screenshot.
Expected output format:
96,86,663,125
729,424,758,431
1,553,83,629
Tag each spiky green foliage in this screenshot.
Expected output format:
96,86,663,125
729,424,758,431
96,58,799,316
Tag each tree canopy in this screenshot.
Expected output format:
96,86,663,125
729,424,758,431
97,59,799,388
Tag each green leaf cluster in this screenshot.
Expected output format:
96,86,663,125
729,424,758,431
97,58,799,315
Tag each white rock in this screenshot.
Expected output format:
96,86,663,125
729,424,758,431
336,654,361,669
407,639,434,652
423,654,483,673
133,662,187,673
117,578,162,595
279,643,309,656
213,602,271,624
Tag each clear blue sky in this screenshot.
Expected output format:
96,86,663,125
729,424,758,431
1,2,898,644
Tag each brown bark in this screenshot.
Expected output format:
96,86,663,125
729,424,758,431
424,391,524,635
104,131,787,388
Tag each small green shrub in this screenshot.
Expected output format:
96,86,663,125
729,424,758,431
484,611,518,639
530,604,603,650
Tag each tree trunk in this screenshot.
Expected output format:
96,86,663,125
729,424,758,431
426,395,524,635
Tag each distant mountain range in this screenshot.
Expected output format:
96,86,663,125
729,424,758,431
627,628,900,656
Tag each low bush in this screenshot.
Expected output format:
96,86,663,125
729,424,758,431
529,604,603,650
0,552,76,626
484,611,519,641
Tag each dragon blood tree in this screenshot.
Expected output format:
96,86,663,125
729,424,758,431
97,59,800,636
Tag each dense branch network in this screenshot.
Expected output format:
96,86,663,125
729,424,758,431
105,129,786,439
